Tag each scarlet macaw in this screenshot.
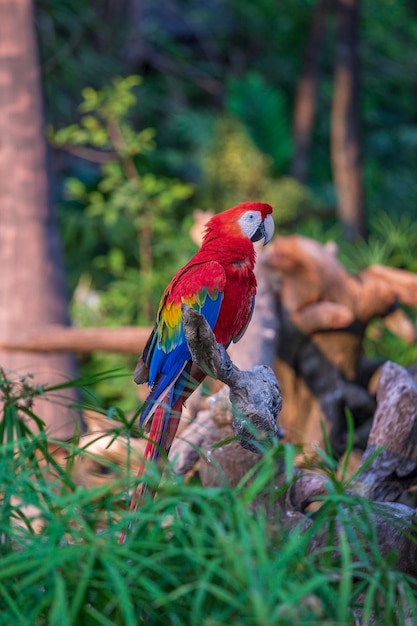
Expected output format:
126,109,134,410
134,201,274,484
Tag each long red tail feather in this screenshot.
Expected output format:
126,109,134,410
118,397,182,543
119,368,206,542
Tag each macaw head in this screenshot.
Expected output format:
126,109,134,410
204,201,275,247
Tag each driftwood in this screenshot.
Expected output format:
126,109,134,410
176,305,417,577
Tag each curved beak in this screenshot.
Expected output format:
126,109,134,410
251,214,275,246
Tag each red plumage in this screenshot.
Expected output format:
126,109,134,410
121,202,274,539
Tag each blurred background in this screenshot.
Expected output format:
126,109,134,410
1,0,416,415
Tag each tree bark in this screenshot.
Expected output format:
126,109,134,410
0,0,81,438
331,0,364,240
291,0,331,183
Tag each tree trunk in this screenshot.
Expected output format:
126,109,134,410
291,0,331,184
331,0,364,240
0,0,81,439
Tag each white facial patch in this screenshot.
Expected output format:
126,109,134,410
238,211,263,239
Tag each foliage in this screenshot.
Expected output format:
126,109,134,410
197,115,323,228
1,372,417,625
226,72,293,172
350,212,417,274
36,0,128,125
361,0,417,222
51,76,194,325
37,0,417,220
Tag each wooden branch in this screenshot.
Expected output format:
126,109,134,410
0,325,152,354
181,304,284,451
54,144,118,164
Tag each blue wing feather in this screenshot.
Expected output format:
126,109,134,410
139,291,223,426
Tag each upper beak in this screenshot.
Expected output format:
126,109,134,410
262,214,275,245
251,214,275,246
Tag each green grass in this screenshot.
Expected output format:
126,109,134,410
1,371,417,625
